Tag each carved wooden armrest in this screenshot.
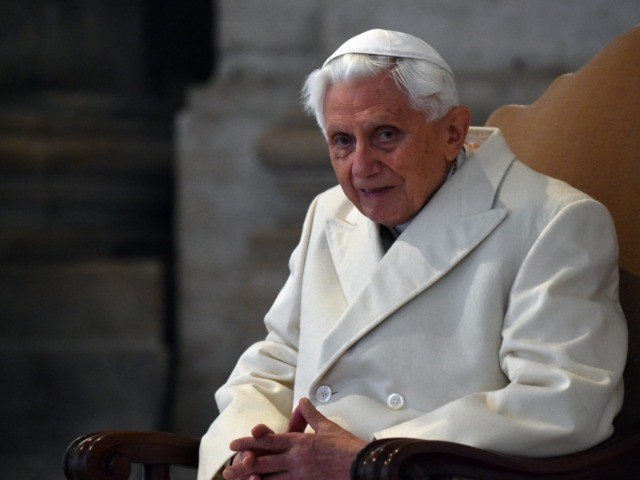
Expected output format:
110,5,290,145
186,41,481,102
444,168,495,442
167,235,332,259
63,430,200,480
351,422,640,480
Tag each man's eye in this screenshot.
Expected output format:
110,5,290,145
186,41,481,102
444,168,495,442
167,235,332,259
332,135,352,148
377,128,397,143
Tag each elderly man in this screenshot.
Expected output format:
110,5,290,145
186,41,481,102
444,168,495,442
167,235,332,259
197,30,627,480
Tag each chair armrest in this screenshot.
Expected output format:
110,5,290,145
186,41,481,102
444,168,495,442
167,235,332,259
351,422,640,480
63,430,200,480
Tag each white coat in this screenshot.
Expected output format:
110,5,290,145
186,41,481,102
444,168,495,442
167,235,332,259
197,128,627,480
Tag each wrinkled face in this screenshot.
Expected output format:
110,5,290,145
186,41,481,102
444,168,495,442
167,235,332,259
324,72,456,227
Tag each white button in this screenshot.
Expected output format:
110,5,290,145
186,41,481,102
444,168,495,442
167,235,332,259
315,385,332,403
387,393,405,410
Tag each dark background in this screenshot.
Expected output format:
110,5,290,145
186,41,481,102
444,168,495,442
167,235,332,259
0,1,214,477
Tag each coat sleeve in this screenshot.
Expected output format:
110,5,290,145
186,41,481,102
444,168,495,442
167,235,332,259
373,198,627,457
196,196,320,480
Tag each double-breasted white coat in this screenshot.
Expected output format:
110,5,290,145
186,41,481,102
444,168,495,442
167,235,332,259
197,128,627,480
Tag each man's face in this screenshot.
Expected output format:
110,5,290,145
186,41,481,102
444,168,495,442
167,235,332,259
323,72,456,227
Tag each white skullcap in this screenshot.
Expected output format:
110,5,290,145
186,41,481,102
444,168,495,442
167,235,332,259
323,29,453,75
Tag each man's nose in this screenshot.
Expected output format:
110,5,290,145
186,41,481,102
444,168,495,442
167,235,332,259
352,143,381,178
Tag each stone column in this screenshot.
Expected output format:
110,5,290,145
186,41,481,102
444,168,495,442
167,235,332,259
175,0,332,435
0,1,175,477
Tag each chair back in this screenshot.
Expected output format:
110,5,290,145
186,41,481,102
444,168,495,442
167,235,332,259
486,25,640,431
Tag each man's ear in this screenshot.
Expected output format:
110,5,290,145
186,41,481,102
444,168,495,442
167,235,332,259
443,106,471,160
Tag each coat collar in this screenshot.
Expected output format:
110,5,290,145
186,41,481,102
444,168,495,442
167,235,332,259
315,128,515,383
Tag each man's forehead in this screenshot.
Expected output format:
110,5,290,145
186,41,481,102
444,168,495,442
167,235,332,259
325,106,404,130
325,73,413,111
324,89,422,135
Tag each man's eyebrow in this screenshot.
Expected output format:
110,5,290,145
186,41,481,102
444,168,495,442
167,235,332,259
325,124,349,136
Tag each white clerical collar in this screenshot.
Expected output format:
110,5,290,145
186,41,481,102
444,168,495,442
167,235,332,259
446,147,466,180
392,222,409,236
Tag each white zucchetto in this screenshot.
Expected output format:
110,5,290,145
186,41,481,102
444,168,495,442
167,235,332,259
323,28,453,76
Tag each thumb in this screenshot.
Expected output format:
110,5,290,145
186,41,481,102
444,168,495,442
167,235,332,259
287,400,308,433
295,397,334,433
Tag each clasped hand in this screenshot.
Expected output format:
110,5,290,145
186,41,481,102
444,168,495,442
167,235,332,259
222,397,367,480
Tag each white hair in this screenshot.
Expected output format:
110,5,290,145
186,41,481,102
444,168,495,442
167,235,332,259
301,54,459,137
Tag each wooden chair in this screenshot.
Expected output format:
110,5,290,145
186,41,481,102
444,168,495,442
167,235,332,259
63,431,199,480
63,25,640,480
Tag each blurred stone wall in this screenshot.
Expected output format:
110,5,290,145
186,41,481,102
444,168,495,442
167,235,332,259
175,0,640,440
0,1,211,478
2,1,636,478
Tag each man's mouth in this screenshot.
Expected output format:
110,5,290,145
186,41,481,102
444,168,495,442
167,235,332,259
361,186,393,194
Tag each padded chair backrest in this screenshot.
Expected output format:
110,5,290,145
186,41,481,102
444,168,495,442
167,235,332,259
486,25,640,431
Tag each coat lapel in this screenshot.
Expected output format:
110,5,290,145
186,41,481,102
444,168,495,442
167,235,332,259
325,209,385,306
315,129,515,384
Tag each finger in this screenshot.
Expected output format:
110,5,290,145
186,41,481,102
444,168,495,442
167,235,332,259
252,423,275,438
221,465,237,480
287,402,308,433
296,396,336,433
230,435,271,452
242,450,256,468
224,464,255,480
230,433,291,453
230,436,256,452
224,452,287,479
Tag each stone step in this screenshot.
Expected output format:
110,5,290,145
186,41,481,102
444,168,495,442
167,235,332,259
0,174,170,207
0,339,169,457
0,260,166,340
0,132,172,177
0,92,175,139
0,129,173,261
0,453,70,480
0,227,171,262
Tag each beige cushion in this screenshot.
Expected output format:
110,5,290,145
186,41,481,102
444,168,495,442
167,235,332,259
486,25,640,277
486,26,640,429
